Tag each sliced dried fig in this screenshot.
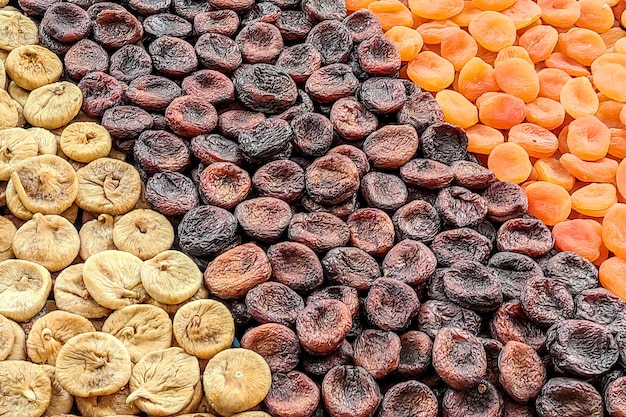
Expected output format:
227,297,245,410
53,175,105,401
0,258,52,322
140,250,202,305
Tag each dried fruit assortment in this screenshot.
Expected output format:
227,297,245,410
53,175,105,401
0,1,626,417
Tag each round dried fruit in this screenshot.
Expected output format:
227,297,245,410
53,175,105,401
0,360,51,417
112,208,174,260
140,250,202,305
23,82,82,129
321,365,381,417
5,45,62,91
264,371,320,417
53,263,111,319
0,259,51,322
240,323,301,373
78,214,116,260
0,127,38,180
296,299,352,355
39,363,73,416
432,327,487,390
74,385,139,417
59,122,112,163
0,11,39,51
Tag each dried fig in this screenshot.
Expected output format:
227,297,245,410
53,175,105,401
0,258,51,322
0,360,51,417
0,127,38,180
74,385,140,417
112,209,174,260
53,264,111,319
0,89,18,129
0,215,16,261
0,11,39,51
40,364,73,417
78,214,116,260
28,127,57,155
23,82,82,129
5,45,62,90
59,122,112,163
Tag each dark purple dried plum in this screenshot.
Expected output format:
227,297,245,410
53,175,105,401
365,278,419,332
93,9,143,49
305,64,359,104
302,340,353,377
276,44,322,84
235,197,292,242
487,252,545,300
145,172,199,217
218,110,265,139
165,95,218,137
435,186,488,228
535,377,603,417
196,33,243,73
393,200,440,243
101,105,154,139
241,2,281,25
181,70,234,106
442,381,503,417
199,162,251,210
296,299,352,355
321,365,381,417
397,91,444,135
288,212,350,253
360,172,407,212
240,323,301,373
64,40,108,80
490,300,546,351
327,145,370,178
41,2,91,43
128,0,170,15
178,205,238,257
268,242,324,294
207,0,253,12
290,112,333,157
418,300,482,338
400,159,454,190
546,251,598,294
497,218,554,258
605,377,626,417
109,44,153,84
432,327,487,390
127,75,182,112
306,20,352,65
265,371,320,417
194,10,240,37
396,331,432,378
421,122,468,165
431,227,493,266
172,0,212,20
143,13,192,37
358,34,401,77
382,239,436,286
482,181,529,222
134,130,191,174
236,22,284,64
245,281,305,326
276,10,313,41
322,247,381,291
305,154,360,205
451,160,496,191
342,9,382,43
362,125,419,170
353,329,401,379
329,96,378,142
520,277,575,328
575,288,626,333
78,72,125,117
443,260,503,312
307,286,359,319
149,36,197,77
239,118,294,165
191,134,243,166
498,341,546,402
18,0,60,17
37,26,71,55
234,64,298,114
347,208,395,257
359,78,406,115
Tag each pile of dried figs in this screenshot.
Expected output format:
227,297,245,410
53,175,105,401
1,0,626,416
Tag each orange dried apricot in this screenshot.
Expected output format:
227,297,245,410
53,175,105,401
614,37,626,54
557,28,607,67
602,203,626,260
599,256,626,301
487,142,533,183
566,115,611,161
456,57,500,102
500,0,543,30
537,67,572,101
524,181,572,226
525,97,566,130
552,218,603,262
368,0,415,30
450,0,483,26
608,128,626,159
590,52,626,75
435,89,479,128
536,0,581,28
557,125,571,153
494,46,533,67
576,0,615,34
494,57,540,103
415,19,460,44
406,51,455,91
440,28,478,71
476,92,526,129
384,26,424,61
508,122,559,158
518,25,559,64
465,123,505,154
408,0,464,20
618,102,626,126
570,183,618,217
592,63,626,103
470,0,516,11
595,100,625,129
468,11,517,52
559,153,619,182
534,157,576,190
346,0,377,10
545,52,592,76
615,158,626,198
559,76,600,119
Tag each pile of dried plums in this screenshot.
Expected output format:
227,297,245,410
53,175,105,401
7,0,626,415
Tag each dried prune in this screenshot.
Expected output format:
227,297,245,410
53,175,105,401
305,64,359,104
347,208,394,257
490,300,546,351
78,72,125,117
392,200,440,243
353,329,401,379
64,40,108,80
194,10,239,37
397,91,444,135
127,75,182,112
451,161,496,191
191,134,243,166
199,162,251,209
301,193,360,221
288,212,349,253
305,154,359,205
234,64,298,114
432,327,487,390
149,36,197,77
497,218,554,258
37,25,72,56
239,118,294,164
93,9,143,49
487,252,544,300
133,130,191,174
165,95,218,137
362,125,418,170
575,288,626,333
436,186,488,228
306,20,352,66
101,105,153,139
520,277,575,328
418,300,482,338
605,377,626,417
342,9,381,43
307,286,359,320
359,78,406,115
240,323,300,373
321,365,381,417
379,380,437,417
245,281,305,326
18,0,59,17
302,0,346,21
268,242,324,293
358,34,401,77
181,70,234,106
275,44,321,85
290,112,333,157
546,251,598,295
177,205,238,257
535,378,603,417
302,340,353,377
327,145,370,178
143,13,193,38
41,2,91,43
128,0,170,15
172,0,211,20
296,299,352,355
235,197,292,242
382,239,436,286
365,278,419,331
443,261,503,312
236,22,283,64
330,98,378,144
196,33,243,73
421,122,468,165
360,172,407,212
546,319,619,376
498,341,546,402
322,247,380,291
145,172,199,217
109,45,153,84
265,371,320,417
431,227,493,266
442,381,503,417
250,160,303,203
482,182,529,222
396,331,432,378
400,159,454,190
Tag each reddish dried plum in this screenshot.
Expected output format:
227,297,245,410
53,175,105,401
487,252,544,300
306,20,352,66
546,319,619,376
38,26,72,55
178,205,238,257
442,381,503,417
296,299,352,355
451,160,496,191
208,0,254,12
172,0,212,20
436,186,488,228
575,288,626,333
535,378,603,417
342,9,382,43
482,181,529,222
64,39,108,80
305,64,359,104
145,172,198,217
269,242,324,293
149,36,197,77
358,34,401,77
191,134,243,166
198,162,251,209
128,0,170,15
181,70,234,106
421,122,468,165
353,329,401,379
379,381,437,417
359,78,406,115
235,22,284,64
143,13,192,37
241,2,281,25
400,159,454,190
498,341,546,402
431,227,493,266
18,0,60,17
360,172,407,212
164,95,218,137
322,247,381,291
290,112,333,157
497,218,554,258
127,75,181,111
393,200,440,243
301,193,360,221
109,44,153,84
194,10,240,37
41,2,91,43
78,72,125,117
265,371,321,417
382,239,436,286
302,0,346,21
252,160,305,203
307,286,359,319
305,154,359,205
235,197,292,242
93,9,143,49
101,105,153,139
520,277,575,328
347,208,395,257
418,300,482,338
275,10,313,41
605,377,626,417
218,110,265,139
245,281,305,326
275,44,322,84
546,251,598,294
443,260,503,312
321,365,381,417
362,125,418,170
288,212,350,253
432,327,487,390
239,118,294,164
490,300,546,351
365,278,419,332
327,145,370,178
240,323,301,373
397,91,444,135
302,340,353,377
134,130,191,174
329,97,378,142
196,33,243,73
234,64,298,113
396,331,432,378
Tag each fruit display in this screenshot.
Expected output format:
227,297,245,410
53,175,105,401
0,0,625,417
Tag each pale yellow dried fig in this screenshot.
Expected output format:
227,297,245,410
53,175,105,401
40,364,74,417
83,250,147,310
102,304,172,363
0,11,38,51
0,58,6,90
26,310,96,365
24,82,82,129
175,380,204,415
75,158,142,215
53,264,111,319
141,250,202,304
0,127,38,180
59,122,112,163
0,315,14,360
12,213,80,272
8,81,29,107
79,214,117,260
28,127,58,155
173,299,235,360
0,215,16,261
203,348,272,417
10,154,78,215
147,285,209,315
6,178,33,219
4,314,26,359
0,89,18,129
0,258,51,321
127,347,200,416
112,209,174,260
75,386,140,417
5,45,62,90
12,98,25,127
0,360,51,417
55,331,132,397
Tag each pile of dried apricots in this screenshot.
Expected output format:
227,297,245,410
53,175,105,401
353,0,626,299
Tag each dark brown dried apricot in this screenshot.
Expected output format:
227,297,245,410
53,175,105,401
364,278,420,331
240,323,300,373
78,72,125,117
520,277,575,327
363,125,419,170
347,208,395,257
41,2,91,43
418,300,482,339
288,212,350,253
327,145,371,178
358,34,401,77
305,64,359,104
196,32,243,73
432,327,487,390
181,70,235,106
101,105,153,139
302,340,353,378
133,130,191,174
149,36,198,77
400,159,454,190
305,154,360,206
245,281,305,326
145,172,199,217
64,40,108,80
322,247,381,291
191,134,243,166
498,341,546,402
109,44,153,84
127,75,182,112
321,365,381,417
535,378,603,417
199,162,251,210
330,97,378,142
360,172,408,212
194,10,240,37
482,181,529,222
165,95,217,137
431,227,493,266
497,218,555,258
268,242,324,294
93,9,143,49
290,112,334,158
235,197,292,242
382,239,437,286
353,329,401,379
265,371,320,417
490,300,546,351
443,260,503,312
296,299,352,355
396,331,433,378
236,22,284,64
252,159,304,203
442,381,503,417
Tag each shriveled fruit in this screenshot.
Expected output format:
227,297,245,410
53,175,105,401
0,11,39,51
140,250,202,305
74,385,139,417
264,371,320,417
321,365,381,417
353,329,401,379
0,259,51,322
442,380,503,417
535,377,603,417
59,122,112,163
0,127,38,181
498,341,546,402
23,82,82,130
78,214,116,261
5,45,62,91
296,299,352,355
53,264,111,319
0,360,51,417
432,326,487,390
246,282,305,326
240,323,301,373
112,209,174,260
39,364,73,417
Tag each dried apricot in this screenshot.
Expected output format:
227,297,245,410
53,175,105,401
468,11,517,52
508,123,559,158
456,57,500,102
553,219,603,262
487,142,533,184
599,257,626,301
435,89,478,128
476,92,526,130
566,115,611,161
524,181,572,226
406,51,455,92
534,158,576,190
465,123,505,154
570,183,617,217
